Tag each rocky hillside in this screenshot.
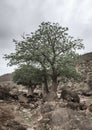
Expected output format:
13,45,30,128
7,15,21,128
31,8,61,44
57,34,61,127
0,73,12,82
80,52,92,61
78,52,92,76
76,52,92,90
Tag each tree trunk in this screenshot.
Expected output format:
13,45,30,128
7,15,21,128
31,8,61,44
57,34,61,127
50,73,58,100
52,76,58,92
27,85,34,96
41,76,49,100
42,67,49,94
51,66,58,92
43,75,49,94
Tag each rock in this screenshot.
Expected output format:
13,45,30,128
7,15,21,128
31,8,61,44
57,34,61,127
27,128,34,130
0,86,11,100
29,103,36,109
18,94,29,103
7,120,26,130
51,108,92,130
66,101,87,111
0,106,14,130
11,94,18,100
66,102,79,110
79,102,87,110
41,102,53,114
88,104,92,112
82,91,92,96
61,89,80,103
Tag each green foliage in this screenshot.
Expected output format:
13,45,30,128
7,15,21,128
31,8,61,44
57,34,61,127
60,67,82,81
13,64,43,86
4,22,84,90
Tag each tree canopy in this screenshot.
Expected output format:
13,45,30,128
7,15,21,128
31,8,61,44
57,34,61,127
4,22,84,92
13,64,43,86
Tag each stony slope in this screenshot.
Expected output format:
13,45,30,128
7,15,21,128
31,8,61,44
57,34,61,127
0,73,12,82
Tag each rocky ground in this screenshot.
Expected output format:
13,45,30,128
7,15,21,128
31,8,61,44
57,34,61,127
0,83,43,130
0,82,92,130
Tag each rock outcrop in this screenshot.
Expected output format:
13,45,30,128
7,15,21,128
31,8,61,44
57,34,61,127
61,89,80,103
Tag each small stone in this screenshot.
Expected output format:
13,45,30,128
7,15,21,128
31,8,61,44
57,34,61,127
27,128,34,130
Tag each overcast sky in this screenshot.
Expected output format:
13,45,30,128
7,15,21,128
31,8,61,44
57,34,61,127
0,0,92,75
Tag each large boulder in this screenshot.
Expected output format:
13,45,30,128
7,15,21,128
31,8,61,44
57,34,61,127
88,104,92,112
82,90,92,96
0,106,14,130
66,102,87,111
61,89,80,103
6,120,26,130
0,85,11,100
51,108,92,130
39,101,92,130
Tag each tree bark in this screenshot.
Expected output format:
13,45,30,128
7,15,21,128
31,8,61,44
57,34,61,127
42,67,49,94
51,66,58,92
50,65,58,100
43,75,49,94
28,86,34,96
52,75,58,92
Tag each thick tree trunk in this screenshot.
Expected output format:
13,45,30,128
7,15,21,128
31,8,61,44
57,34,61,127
49,73,58,100
51,66,58,99
42,77,49,100
44,76,49,94
51,66,58,92
42,67,49,94
52,76,58,91
27,85,35,96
